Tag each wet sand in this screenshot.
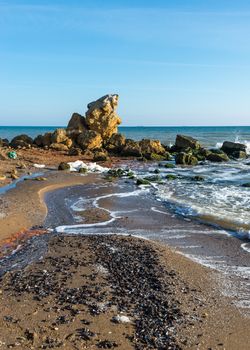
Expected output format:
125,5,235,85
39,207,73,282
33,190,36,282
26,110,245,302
0,171,250,349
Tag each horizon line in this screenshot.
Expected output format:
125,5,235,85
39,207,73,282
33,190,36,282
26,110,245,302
0,125,250,128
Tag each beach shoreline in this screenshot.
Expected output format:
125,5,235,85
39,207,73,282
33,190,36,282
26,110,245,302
0,168,250,349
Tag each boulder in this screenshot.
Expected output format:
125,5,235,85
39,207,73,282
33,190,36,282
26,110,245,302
51,128,68,144
77,130,102,151
221,141,247,159
230,150,247,159
175,135,201,150
0,138,3,147
2,138,9,147
121,139,142,157
206,152,229,162
68,147,82,156
93,150,109,162
139,139,166,157
175,152,198,166
85,94,121,140
10,134,33,149
105,134,126,154
82,149,94,160
58,162,70,170
50,143,69,151
34,132,52,147
66,113,88,138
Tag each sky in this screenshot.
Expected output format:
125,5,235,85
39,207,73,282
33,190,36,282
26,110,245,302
1,0,250,126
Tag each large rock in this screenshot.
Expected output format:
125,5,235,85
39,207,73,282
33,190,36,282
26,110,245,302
85,94,121,140
50,143,69,151
10,134,33,149
221,141,247,159
175,135,201,150
34,132,52,147
175,152,198,166
66,113,88,138
121,139,142,157
105,134,126,154
139,139,166,156
77,130,102,151
51,128,68,144
206,151,229,162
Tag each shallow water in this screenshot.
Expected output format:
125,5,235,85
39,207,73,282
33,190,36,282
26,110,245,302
130,159,250,239
40,177,250,315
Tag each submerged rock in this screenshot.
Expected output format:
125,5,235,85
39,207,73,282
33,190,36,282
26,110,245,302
206,152,229,162
175,152,198,166
85,94,121,140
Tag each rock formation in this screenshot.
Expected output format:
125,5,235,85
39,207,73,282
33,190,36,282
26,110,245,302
85,94,121,140
66,113,87,138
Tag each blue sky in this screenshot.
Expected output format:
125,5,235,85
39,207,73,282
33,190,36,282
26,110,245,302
1,0,250,126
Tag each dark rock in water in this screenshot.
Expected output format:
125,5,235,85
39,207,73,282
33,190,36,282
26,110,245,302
105,133,126,154
34,132,52,147
221,141,246,152
242,182,250,188
166,174,178,180
0,138,3,147
206,152,229,162
10,134,33,149
231,150,247,159
66,112,88,138
144,175,161,182
175,152,198,166
221,141,247,159
77,130,102,151
121,139,142,157
175,134,201,150
192,175,205,181
58,162,70,171
136,178,151,185
164,163,175,168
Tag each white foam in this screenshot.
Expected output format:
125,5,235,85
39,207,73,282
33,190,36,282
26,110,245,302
67,160,109,173
241,243,250,253
151,207,171,216
56,217,117,233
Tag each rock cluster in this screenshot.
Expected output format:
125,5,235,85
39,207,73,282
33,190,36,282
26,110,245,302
0,95,248,166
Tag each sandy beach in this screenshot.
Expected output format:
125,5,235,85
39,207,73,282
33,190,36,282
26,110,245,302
0,167,249,349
